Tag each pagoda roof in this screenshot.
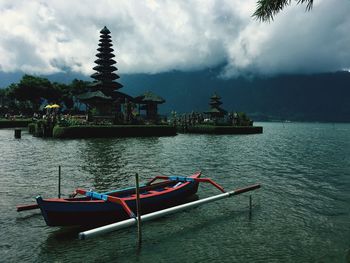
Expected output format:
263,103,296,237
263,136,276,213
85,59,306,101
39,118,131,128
92,65,118,72
211,93,221,100
100,34,111,39
134,91,165,104
100,26,111,34
97,47,114,53
96,53,115,59
90,72,120,81
204,107,227,114
89,81,123,90
210,100,222,106
94,58,116,65
98,42,113,47
77,91,112,101
99,38,112,43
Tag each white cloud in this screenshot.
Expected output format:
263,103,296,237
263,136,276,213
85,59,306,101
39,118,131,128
0,0,349,78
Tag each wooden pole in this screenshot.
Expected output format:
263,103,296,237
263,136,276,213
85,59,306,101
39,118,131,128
14,128,21,139
249,195,252,219
135,173,142,245
16,204,39,211
58,165,61,199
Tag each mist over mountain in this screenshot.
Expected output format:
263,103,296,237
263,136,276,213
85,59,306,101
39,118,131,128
1,69,349,122
123,70,350,122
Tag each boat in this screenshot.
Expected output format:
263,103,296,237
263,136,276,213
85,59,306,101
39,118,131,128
16,171,261,238
33,171,206,226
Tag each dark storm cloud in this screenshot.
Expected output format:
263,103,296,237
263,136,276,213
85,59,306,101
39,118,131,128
0,0,349,77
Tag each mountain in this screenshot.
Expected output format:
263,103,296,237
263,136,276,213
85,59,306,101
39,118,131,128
122,70,350,122
1,69,349,122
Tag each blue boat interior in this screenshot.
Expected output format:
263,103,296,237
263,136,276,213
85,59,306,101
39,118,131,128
90,180,182,199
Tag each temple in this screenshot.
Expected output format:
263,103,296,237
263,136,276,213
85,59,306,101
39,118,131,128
77,26,166,124
204,93,227,122
134,91,165,121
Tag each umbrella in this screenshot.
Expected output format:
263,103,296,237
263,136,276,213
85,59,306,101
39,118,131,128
50,104,60,108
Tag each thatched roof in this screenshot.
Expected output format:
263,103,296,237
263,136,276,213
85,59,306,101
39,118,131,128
112,91,135,102
134,91,165,104
77,90,135,104
204,107,227,116
77,91,112,101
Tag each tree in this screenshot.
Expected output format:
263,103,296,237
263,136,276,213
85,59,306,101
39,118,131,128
43,83,61,103
10,75,53,110
69,79,90,112
3,76,93,114
52,82,73,110
0,89,7,115
6,75,63,111
254,0,313,21
70,79,90,96
4,84,32,115
0,88,9,106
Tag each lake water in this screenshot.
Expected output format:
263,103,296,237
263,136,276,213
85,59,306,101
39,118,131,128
1,122,350,263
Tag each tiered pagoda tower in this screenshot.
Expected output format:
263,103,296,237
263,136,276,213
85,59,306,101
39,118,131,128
78,26,166,122
78,26,134,116
205,93,227,119
90,26,123,98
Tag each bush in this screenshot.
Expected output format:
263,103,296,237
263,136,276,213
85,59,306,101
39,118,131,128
58,116,86,127
0,119,31,128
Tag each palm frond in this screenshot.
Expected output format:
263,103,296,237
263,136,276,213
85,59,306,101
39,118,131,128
298,0,313,11
253,0,313,22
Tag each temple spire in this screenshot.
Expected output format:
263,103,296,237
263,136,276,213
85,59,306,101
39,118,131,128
90,26,123,97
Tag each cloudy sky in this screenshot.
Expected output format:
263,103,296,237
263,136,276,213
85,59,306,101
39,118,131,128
0,0,349,78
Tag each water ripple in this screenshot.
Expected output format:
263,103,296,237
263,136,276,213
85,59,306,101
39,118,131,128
1,123,350,262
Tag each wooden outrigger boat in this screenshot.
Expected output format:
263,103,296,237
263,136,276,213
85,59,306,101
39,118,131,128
17,171,226,227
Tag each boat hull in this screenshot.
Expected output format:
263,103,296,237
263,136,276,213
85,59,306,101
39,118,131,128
36,172,200,226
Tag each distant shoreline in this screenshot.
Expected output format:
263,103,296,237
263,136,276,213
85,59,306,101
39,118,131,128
254,120,350,124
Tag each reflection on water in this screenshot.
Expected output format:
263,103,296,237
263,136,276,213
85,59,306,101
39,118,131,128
78,137,165,191
80,139,126,190
1,123,350,262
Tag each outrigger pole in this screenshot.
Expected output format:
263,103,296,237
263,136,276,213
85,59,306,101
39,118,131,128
79,183,261,240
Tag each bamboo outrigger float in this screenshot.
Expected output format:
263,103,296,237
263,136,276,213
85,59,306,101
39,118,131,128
79,183,260,239
16,171,261,240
